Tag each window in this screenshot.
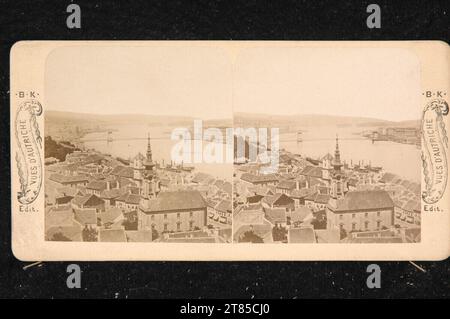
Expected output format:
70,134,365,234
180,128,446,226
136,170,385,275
377,211,381,217
177,213,181,219
352,223,356,231
352,214,355,219
177,222,181,231
377,221,381,229
365,213,368,218
189,221,194,230
164,223,168,231
164,214,167,219
365,221,369,229
189,212,193,218
151,214,154,220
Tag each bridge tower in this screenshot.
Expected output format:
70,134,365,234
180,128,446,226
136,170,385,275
107,130,113,143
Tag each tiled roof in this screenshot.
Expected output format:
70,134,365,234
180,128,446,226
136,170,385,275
116,193,141,205
240,173,278,184
100,188,126,199
125,230,153,242
221,182,232,195
243,203,263,212
214,180,225,188
287,206,312,223
315,229,340,243
56,186,83,197
401,199,421,213
99,229,127,242
141,190,206,213
72,194,105,207
277,180,296,190
49,173,88,184
46,210,74,230
74,209,97,225
86,180,107,191
288,227,316,243
308,177,325,187
290,188,313,198
110,166,134,179
262,193,293,206
99,207,124,224
315,194,331,204
300,166,323,179
379,172,397,183
264,208,286,224
215,199,232,213
332,190,394,212
192,172,212,183
234,210,264,225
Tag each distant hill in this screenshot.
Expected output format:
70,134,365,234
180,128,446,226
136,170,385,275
46,110,194,126
45,110,232,127
234,112,420,129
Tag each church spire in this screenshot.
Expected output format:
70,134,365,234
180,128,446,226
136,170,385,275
146,132,152,162
333,134,342,171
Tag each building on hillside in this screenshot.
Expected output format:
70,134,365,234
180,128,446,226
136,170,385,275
214,199,232,225
261,193,295,212
138,190,207,233
71,194,105,212
49,173,89,188
326,190,394,234
240,173,279,186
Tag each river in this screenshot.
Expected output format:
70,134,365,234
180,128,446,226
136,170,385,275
82,124,421,182
280,126,420,182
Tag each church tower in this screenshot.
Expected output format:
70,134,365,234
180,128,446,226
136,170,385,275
144,133,155,171
132,153,145,181
146,133,152,162
140,132,159,207
333,135,343,172
330,134,346,201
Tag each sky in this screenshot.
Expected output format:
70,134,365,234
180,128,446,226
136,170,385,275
45,46,233,119
45,45,421,122
233,47,421,121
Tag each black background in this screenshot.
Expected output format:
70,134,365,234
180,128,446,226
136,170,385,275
0,0,449,299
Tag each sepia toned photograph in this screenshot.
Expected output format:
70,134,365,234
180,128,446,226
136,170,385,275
232,47,422,244
10,41,450,261
3,0,450,303
43,46,233,243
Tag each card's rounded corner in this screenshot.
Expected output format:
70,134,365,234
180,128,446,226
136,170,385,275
433,40,450,49
10,40,31,57
11,241,36,262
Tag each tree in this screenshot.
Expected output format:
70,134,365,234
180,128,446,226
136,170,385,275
239,230,264,243
82,225,98,242
50,232,72,241
122,211,138,230
340,228,347,240
44,136,78,162
310,218,327,230
152,228,159,241
272,224,287,242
